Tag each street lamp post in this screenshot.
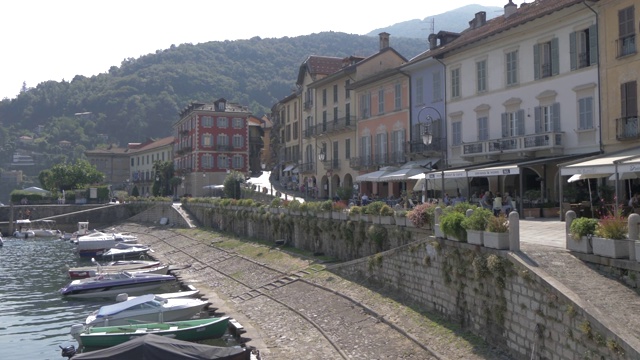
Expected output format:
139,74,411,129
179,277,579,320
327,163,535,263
417,106,444,204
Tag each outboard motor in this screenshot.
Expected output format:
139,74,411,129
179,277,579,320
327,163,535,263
59,345,76,359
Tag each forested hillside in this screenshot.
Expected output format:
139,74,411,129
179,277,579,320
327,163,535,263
0,32,427,173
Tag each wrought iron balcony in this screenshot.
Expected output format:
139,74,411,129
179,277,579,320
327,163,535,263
461,132,564,159
299,162,316,174
389,151,406,165
408,137,446,155
311,116,357,136
216,145,230,151
303,100,313,110
304,127,317,138
322,159,340,171
373,153,389,167
616,116,639,140
350,156,375,171
617,35,636,58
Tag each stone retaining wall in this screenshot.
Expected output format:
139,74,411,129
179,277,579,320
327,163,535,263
183,203,637,360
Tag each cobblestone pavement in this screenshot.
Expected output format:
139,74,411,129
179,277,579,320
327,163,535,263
120,223,511,360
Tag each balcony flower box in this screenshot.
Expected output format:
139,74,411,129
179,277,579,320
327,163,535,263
466,229,484,246
592,237,629,259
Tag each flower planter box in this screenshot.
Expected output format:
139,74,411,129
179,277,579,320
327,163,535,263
566,235,592,253
522,208,541,219
484,231,510,249
369,215,381,224
331,211,342,220
467,229,484,245
348,214,360,222
592,237,629,259
394,217,406,227
380,216,395,225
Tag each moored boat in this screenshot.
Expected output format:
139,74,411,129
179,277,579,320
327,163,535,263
84,293,210,326
60,333,251,360
75,231,139,257
100,243,152,260
59,271,176,299
32,219,62,237
13,219,35,238
70,316,230,348
67,259,161,279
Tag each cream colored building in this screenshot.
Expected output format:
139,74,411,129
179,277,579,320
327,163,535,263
597,0,640,153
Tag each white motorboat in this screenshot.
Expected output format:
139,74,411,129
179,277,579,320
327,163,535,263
75,231,139,257
100,243,152,260
67,259,162,279
13,219,36,238
84,293,210,327
32,219,62,237
59,271,176,299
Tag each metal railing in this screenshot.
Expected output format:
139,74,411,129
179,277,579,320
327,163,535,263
616,116,640,140
462,132,564,156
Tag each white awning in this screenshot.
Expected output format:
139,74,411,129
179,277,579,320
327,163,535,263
413,178,425,192
567,173,610,183
608,172,639,181
380,167,427,181
467,164,520,177
355,166,399,182
283,164,296,172
560,147,640,176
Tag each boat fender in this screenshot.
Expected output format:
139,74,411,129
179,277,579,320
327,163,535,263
69,324,85,336
115,293,129,302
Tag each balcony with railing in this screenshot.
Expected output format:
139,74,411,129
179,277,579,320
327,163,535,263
322,158,340,171
617,35,636,58
350,156,375,171
310,116,357,137
299,162,316,174
304,127,317,139
303,100,313,110
388,151,406,165
374,153,389,167
216,145,230,151
408,137,446,155
461,132,564,159
616,116,639,140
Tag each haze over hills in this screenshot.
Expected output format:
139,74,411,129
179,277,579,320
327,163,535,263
368,4,502,39
0,5,500,185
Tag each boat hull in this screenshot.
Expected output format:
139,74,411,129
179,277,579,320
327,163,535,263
60,273,176,299
67,260,161,279
85,299,208,327
76,317,230,348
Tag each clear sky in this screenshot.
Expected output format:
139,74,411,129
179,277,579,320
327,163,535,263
1,0,510,101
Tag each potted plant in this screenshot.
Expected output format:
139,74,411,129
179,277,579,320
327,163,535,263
592,213,629,259
379,204,395,225
523,190,542,218
394,209,408,226
406,203,434,228
336,186,354,206
440,210,467,242
484,213,510,249
349,205,362,221
461,207,492,245
567,217,598,253
364,201,386,224
332,201,347,220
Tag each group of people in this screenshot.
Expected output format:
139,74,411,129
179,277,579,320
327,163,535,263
442,191,466,206
479,190,515,216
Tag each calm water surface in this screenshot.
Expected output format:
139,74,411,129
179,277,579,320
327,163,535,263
1,237,182,359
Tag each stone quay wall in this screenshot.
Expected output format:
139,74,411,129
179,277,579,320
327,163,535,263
183,203,636,360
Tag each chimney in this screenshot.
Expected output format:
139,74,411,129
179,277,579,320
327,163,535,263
379,32,390,50
428,33,438,50
476,11,486,27
504,0,517,18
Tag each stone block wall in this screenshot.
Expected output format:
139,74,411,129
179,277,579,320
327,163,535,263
330,239,635,360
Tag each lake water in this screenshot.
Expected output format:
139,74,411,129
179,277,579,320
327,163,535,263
0,237,183,359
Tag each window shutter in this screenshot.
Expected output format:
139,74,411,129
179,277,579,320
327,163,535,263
517,110,525,135
533,44,540,80
552,103,561,132
569,32,577,70
551,38,559,76
589,25,598,65
501,113,508,137
390,131,396,157
534,106,542,133
622,83,628,117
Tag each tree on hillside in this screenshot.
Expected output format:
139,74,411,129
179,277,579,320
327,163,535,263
39,159,104,192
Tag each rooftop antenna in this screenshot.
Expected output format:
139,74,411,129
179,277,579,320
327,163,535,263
423,17,435,35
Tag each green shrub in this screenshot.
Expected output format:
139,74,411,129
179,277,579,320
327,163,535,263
349,205,362,215
461,207,493,231
320,200,333,212
288,199,302,211
407,203,435,228
364,201,386,215
486,213,509,233
440,211,467,241
270,197,282,207
569,217,598,240
379,204,395,216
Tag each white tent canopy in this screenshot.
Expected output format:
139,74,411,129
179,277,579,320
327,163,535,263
23,186,50,195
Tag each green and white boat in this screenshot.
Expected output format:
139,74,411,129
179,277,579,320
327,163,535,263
70,316,230,348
